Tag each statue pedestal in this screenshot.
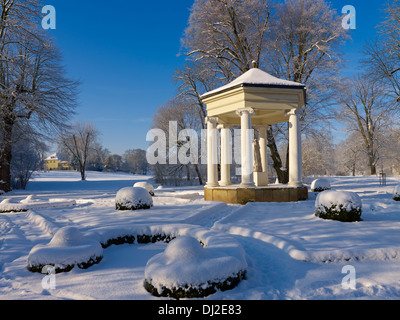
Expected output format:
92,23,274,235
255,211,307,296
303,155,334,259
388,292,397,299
204,185,308,204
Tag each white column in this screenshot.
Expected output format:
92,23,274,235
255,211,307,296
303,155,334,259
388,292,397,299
206,117,219,187
287,109,303,187
236,108,255,187
254,125,269,187
218,124,232,186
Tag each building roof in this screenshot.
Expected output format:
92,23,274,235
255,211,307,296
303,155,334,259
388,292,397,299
44,153,59,161
201,68,306,99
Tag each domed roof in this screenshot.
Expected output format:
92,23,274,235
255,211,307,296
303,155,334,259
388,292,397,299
201,68,305,99
201,67,307,125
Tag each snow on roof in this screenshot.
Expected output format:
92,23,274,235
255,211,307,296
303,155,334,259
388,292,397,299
201,68,305,98
45,153,59,161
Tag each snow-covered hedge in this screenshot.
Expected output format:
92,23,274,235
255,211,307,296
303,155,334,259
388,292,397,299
133,182,155,196
393,185,400,201
86,223,248,299
27,227,103,273
27,223,247,298
315,190,362,222
20,195,41,204
311,178,331,192
115,187,153,211
0,196,76,213
0,198,26,213
144,236,247,299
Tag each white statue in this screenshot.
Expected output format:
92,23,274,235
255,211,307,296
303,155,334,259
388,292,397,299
253,138,262,173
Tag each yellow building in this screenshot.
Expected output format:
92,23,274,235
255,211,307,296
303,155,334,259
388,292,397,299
44,153,73,171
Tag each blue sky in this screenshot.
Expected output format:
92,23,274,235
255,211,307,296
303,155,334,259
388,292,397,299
48,0,385,155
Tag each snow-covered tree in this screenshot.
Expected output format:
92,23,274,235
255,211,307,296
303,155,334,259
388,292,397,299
176,0,347,183
151,97,205,185
302,132,336,177
86,142,110,171
122,149,149,175
182,0,270,80
337,75,398,175
11,140,41,190
335,134,365,176
379,126,400,175
363,0,400,102
265,0,347,182
104,154,123,172
59,122,98,181
0,0,78,192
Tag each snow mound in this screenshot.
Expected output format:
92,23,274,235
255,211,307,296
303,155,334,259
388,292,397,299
20,195,41,204
315,190,362,222
0,197,76,213
311,178,331,192
27,211,58,236
115,187,153,210
133,182,155,196
49,227,88,246
27,227,103,273
144,235,247,299
85,223,247,299
0,198,18,205
393,185,400,201
0,198,28,213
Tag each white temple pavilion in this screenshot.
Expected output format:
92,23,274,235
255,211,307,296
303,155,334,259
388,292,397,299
201,66,308,204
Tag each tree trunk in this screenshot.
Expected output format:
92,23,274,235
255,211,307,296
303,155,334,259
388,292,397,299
186,164,191,181
0,146,12,192
0,114,14,193
80,170,86,181
369,158,377,175
366,147,377,175
79,160,86,181
267,127,289,184
193,163,203,185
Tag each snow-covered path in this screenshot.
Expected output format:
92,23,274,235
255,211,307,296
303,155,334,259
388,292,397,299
2,172,400,300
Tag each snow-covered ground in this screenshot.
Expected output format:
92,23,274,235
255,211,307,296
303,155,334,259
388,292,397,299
1,171,400,300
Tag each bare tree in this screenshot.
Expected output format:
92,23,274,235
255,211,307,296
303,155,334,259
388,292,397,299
122,149,149,175
265,0,347,182
384,126,400,174
9,122,48,189
104,154,122,172
363,0,400,101
335,134,364,176
268,0,346,84
86,142,110,171
182,0,270,80
0,0,78,192
337,75,398,175
11,138,42,190
152,97,205,185
302,132,335,177
59,122,98,181
173,63,216,130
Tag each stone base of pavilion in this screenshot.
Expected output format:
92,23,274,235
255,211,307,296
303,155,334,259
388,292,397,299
204,185,308,205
